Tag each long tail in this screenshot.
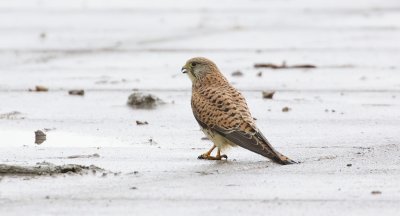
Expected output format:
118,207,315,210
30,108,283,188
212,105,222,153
254,132,297,165
214,125,298,165
212,127,297,165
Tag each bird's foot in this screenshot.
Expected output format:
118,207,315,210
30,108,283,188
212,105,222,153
198,154,228,160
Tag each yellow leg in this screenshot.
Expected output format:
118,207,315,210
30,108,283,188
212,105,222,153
198,145,216,159
206,145,216,155
215,148,228,160
198,146,228,160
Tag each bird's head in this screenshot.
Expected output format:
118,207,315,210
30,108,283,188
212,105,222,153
181,57,219,82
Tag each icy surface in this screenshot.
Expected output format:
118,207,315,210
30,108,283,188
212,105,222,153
0,0,400,215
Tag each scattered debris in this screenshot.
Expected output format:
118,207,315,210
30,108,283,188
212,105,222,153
254,63,283,69
254,61,316,69
262,91,275,99
195,171,215,176
0,111,23,120
136,120,149,125
68,89,85,96
95,80,108,84
67,153,100,159
34,130,46,145
324,109,337,113
371,190,382,195
43,128,56,132
231,71,243,77
127,92,164,109
347,164,352,167
0,162,104,176
326,64,355,69
316,155,338,161
257,71,262,77
282,107,291,112
201,137,210,140
288,63,316,68
29,85,49,92
95,78,129,85
39,32,46,39
126,171,139,175
148,138,157,145
36,86,48,92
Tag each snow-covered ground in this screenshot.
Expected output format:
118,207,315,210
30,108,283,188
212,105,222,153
0,0,399,215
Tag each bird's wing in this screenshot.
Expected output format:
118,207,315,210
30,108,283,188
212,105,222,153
192,85,296,165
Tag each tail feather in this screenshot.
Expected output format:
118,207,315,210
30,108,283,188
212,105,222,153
212,126,297,165
253,131,298,165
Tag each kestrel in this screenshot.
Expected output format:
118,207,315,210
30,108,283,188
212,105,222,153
182,57,296,165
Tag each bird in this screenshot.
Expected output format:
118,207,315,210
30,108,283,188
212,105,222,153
181,57,297,165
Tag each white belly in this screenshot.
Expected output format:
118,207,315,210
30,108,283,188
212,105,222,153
201,128,237,150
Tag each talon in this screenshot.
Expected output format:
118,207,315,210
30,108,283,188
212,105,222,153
197,146,228,160
197,154,228,160
198,145,216,160
198,154,207,159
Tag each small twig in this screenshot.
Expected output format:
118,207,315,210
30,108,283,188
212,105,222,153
254,61,316,69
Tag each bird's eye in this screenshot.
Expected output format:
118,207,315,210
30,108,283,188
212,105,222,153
191,62,197,67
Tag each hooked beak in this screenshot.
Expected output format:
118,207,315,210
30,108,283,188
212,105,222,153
181,66,188,74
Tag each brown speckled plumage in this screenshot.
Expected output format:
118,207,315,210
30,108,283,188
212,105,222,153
182,57,296,165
